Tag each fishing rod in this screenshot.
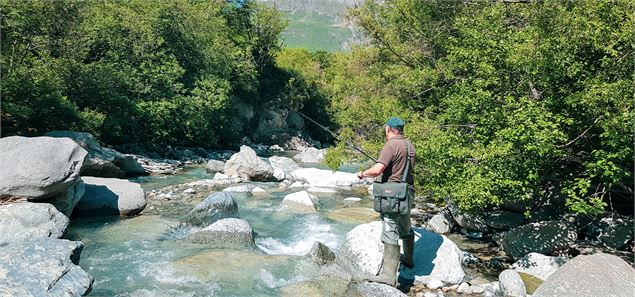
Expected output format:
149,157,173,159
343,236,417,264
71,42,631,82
278,101,380,163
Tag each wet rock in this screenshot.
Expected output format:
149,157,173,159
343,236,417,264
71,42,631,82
305,241,336,265
485,210,525,230
74,177,146,217
584,216,634,250
0,237,93,296
337,222,464,285
327,207,379,224
224,145,275,181
502,221,577,259
268,156,301,174
0,202,69,245
0,136,87,203
533,253,635,297
499,269,526,297
46,130,146,177
273,168,286,181
511,252,567,280
426,212,454,234
186,218,256,249
210,173,243,186
280,191,317,212
186,192,238,227
294,147,326,163
206,160,225,174
290,168,360,189
251,187,268,196
222,185,253,193
355,282,407,297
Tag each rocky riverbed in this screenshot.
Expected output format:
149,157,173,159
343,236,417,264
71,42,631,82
1,132,633,297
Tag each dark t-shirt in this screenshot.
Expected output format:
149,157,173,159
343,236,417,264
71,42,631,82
377,135,415,184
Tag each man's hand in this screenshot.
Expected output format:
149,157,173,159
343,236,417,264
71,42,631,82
356,171,364,179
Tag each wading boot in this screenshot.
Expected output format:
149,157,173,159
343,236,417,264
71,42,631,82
400,235,415,268
369,243,400,286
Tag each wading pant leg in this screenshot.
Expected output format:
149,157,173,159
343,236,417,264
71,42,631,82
380,211,414,245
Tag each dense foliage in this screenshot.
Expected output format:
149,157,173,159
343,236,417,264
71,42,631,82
321,0,633,215
1,0,300,146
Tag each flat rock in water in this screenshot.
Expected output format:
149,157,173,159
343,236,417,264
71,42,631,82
280,191,317,212
511,252,567,280
222,185,253,193
224,145,275,181
293,147,326,163
502,221,577,260
290,168,360,189
0,237,93,296
268,156,300,174
533,253,635,297
0,202,69,245
186,192,238,227
73,177,146,217
186,218,256,249
355,282,407,297
327,207,379,224
0,136,87,200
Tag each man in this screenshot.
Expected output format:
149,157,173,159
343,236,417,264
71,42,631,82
356,116,415,286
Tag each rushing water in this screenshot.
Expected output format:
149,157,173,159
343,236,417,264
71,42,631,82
66,163,374,296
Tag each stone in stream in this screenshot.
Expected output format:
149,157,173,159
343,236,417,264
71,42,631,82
273,168,286,181
501,220,577,260
206,159,226,174
0,202,69,245
448,204,490,233
499,269,527,297
0,136,87,215
354,282,407,297
533,253,635,297
186,218,256,249
485,210,525,230
280,191,318,212
222,185,253,193
584,216,634,250
289,168,361,189
45,130,147,177
293,147,326,163
186,192,239,227
304,241,336,265
73,177,146,217
0,237,93,296
426,212,454,234
224,145,275,181
268,156,301,174
511,252,567,280
336,222,464,285
327,207,379,224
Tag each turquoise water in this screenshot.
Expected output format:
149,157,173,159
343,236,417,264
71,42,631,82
66,167,374,296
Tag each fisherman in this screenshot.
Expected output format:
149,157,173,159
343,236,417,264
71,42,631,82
356,116,416,286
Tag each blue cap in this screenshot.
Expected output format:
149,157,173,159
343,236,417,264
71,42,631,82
385,116,405,128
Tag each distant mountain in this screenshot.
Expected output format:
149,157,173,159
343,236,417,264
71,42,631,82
257,0,365,52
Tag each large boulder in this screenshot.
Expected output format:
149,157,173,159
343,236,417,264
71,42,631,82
0,136,86,200
73,177,146,217
45,130,147,177
206,160,226,174
533,253,635,297
224,146,275,181
280,191,318,212
268,156,301,174
426,212,454,234
294,147,326,163
337,222,464,285
449,204,490,233
584,216,634,250
511,252,567,280
0,237,93,296
502,221,577,260
186,218,256,249
485,210,525,231
0,202,69,245
186,192,239,227
289,168,360,189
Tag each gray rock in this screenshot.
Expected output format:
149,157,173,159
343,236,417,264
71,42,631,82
0,136,87,200
0,202,69,245
499,269,527,297
73,177,146,217
585,217,634,250
533,253,635,297
206,160,226,174
355,282,407,297
456,282,470,293
294,147,325,163
222,185,253,193
45,130,147,177
224,146,275,181
511,252,567,280
305,241,336,265
186,218,256,249
268,156,301,174
46,178,86,217
186,192,238,227
273,168,286,181
449,205,490,233
337,222,464,285
426,213,454,234
486,210,525,230
280,191,317,212
290,168,360,189
502,221,577,259
0,237,93,296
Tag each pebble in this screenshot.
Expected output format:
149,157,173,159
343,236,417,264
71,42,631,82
424,293,436,297
442,284,459,292
183,188,195,194
456,282,470,293
289,181,304,188
427,279,444,290
470,285,484,294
